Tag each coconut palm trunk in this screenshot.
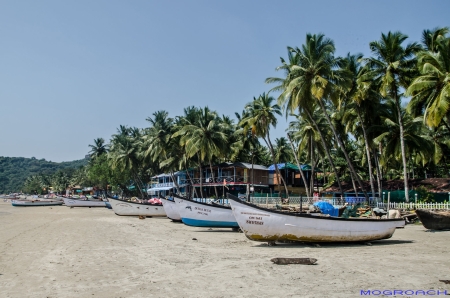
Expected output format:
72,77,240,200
356,106,376,198
132,171,146,199
304,108,344,196
198,157,204,199
170,172,181,194
316,99,368,200
309,136,315,194
209,159,219,199
184,165,199,199
286,133,311,197
373,148,383,197
263,134,290,200
395,93,410,202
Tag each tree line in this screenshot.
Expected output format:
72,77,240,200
0,157,87,194
22,28,450,202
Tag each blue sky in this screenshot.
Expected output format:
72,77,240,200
0,0,448,162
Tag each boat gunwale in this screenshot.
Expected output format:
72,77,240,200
227,193,404,222
106,197,163,206
173,193,232,210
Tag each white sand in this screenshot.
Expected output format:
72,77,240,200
0,201,449,298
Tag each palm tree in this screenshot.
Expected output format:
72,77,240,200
362,31,421,202
88,138,108,159
143,111,174,163
274,137,293,163
109,126,146,198
286,132,311,198
341,53,377,198
374,100,433,186
240,93,290,198
267,34,366,198
174,107,228,199
407,35,450,129
421,27,449,53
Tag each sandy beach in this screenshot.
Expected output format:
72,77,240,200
0,201,449,298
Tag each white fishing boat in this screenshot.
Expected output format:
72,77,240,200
227,194,405,243
160,197,181,221
108,197,166,217
173,195,239,228
11,199,63,207
63,197,107,207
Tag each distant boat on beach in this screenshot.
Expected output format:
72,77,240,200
160,197,181,221
227,193,405,243
415,209,450,230
108,197,166,217
11,199,63,207
173,194,239,228
63,197,107,207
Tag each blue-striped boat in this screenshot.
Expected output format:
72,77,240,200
173,194,239,228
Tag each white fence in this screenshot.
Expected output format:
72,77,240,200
376,202,450,210
190,196,450,210
250,196,450,210
249,196,349,206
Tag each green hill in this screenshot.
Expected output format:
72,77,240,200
0,156,88,193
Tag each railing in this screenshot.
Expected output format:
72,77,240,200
376,202,450,210
248,196,380,207
191,198,230,205
151,182,176,188
181,175,246,185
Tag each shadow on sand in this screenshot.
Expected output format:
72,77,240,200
250,239,414,248
193,228,240,233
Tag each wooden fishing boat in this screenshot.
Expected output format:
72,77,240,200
173,194,239,228
63,197,107,207
11,199,63,207
227,194,404,243
108,197,166,217
415,209,450,230
160,197,182,221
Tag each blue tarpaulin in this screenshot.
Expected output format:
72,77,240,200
313,201,339,217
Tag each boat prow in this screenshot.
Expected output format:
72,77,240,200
160,197,182,221
108,197,166,217
63,197,107,207
227,193,404,243
415,209,450,230
11,199,64,207
173,194,239,228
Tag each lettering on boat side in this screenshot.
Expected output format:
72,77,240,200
360,289,448,296
241,212,270,217
246,220,264,225
194,207,211,213
195,206,211,216
246,216,264,225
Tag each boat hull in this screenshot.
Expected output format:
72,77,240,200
173,196,239,228
160,197,182,221
415,209,450,230
108,198,166,217
227,194,404,243
11,200,63,207
63,197,106,207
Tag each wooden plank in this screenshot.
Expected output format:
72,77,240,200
270,258,317,265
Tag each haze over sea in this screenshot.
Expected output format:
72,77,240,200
0,0,448,162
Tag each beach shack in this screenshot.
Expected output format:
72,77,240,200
147,171,188,196
268,162,322,188
149,162,269,199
